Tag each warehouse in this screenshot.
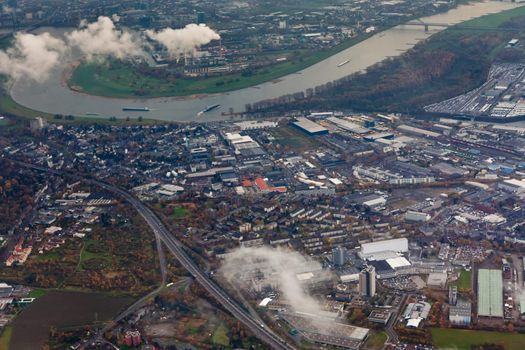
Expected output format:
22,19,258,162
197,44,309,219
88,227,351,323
449,300,472,326
477,269,503,318
326,117,369,134
360,238,409,260
292,117,329,135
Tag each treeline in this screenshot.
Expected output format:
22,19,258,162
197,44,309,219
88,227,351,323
247,28,517,114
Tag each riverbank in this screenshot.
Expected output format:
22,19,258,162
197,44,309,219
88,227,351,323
258,4,525,115
0,88,167,125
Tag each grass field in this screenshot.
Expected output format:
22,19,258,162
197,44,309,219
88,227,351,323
453,269,472,292
78,239,112,270
364,331,387,350
431,328,525,350
28,288,47,299
211,323,230,346
172,207,188,219
0,326,11,350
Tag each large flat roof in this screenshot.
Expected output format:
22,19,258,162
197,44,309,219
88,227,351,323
478,269,503,317
292,117,328,134
327,117,368,134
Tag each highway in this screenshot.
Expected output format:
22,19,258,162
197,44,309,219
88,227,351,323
11,160,296,350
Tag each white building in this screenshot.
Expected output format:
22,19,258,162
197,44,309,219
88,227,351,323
360,238,408,259
405,210,431,222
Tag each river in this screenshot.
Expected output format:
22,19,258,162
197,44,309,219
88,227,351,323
9,1,522,122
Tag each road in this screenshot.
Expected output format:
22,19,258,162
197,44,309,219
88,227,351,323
383,293,407,349
11,160,295,350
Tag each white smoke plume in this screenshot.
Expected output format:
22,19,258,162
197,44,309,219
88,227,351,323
146,24,220,58
0,17,221,82
0,32,67,81
220,246,329,316
66,16,143,60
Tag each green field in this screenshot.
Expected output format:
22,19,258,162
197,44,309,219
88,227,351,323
172,207,188,219
78,239,112,270
452,269,472,292
28,288,47,299
364,331,387,349
212,323,230,346
431,328,525,350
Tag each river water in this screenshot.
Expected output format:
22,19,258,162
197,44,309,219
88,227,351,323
9,1,522,122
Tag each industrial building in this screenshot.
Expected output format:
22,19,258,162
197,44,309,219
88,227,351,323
477,269,503,318
281,312,369,350
359,238,409,260
359,266,376,297
292,117,329,136
405,210,431,223
368,310,391,324
397,124,440,138
327,116,369,134
449,300,472,326
403,301,431,328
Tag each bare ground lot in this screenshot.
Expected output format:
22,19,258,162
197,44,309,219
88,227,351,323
9,290,133,350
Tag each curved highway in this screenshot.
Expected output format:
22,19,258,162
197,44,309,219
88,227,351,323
11,160,295,350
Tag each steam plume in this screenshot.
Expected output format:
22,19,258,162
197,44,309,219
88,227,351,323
146,24,220,58
0,32,66,81
220,246,328,316
66,16,143,60
0,17,221,82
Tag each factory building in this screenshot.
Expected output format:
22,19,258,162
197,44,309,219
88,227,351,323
292,117,329,136
405,210,431,223
403,301,431,328
477,269,503,318
359,266,376,297
449,300,472,326
359,238,408,260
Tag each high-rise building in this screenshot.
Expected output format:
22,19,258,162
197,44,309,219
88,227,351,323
332,246,347,267
359,266,376,297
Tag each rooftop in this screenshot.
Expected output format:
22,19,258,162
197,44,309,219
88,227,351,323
478,269,503,317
